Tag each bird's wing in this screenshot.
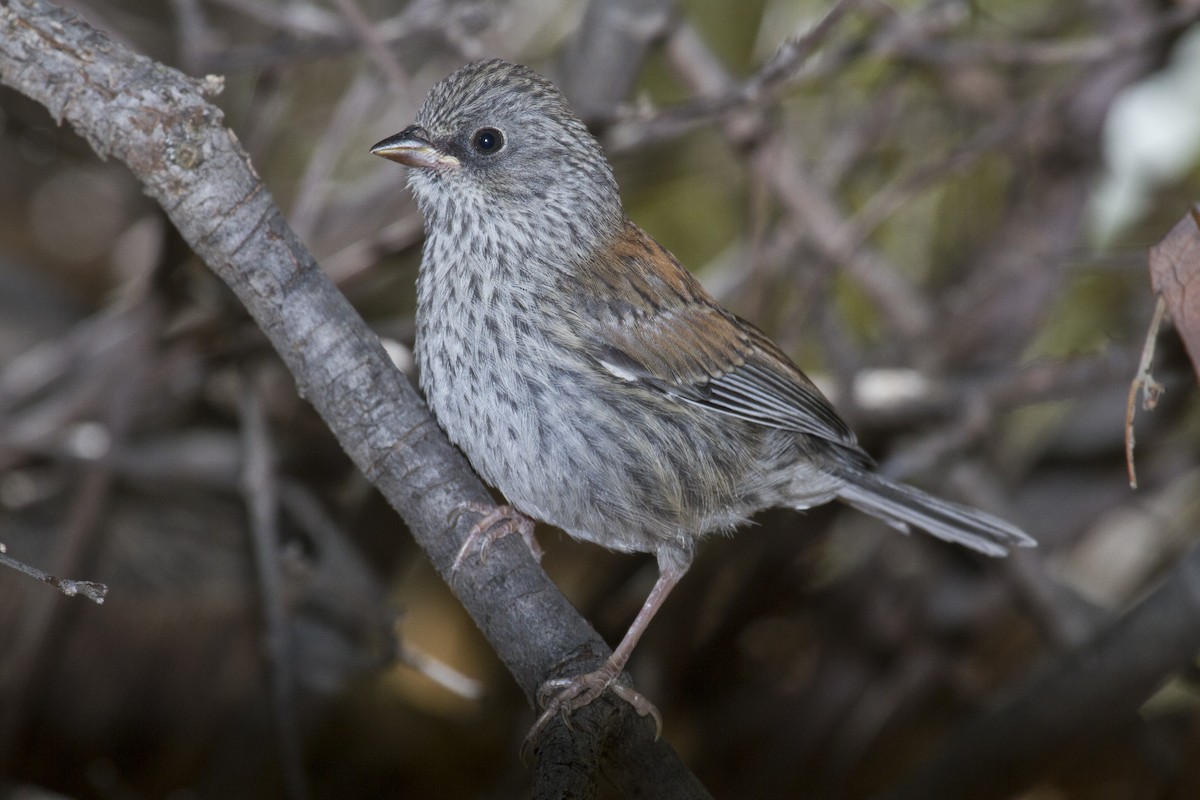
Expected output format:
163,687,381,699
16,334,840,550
568,222,857,448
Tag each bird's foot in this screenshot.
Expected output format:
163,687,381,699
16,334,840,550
449,502,542,572
521,665,662,760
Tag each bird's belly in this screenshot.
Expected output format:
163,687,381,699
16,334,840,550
417,313,807,556
420,346,634,545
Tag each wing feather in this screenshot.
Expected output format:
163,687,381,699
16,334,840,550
568,221,857,448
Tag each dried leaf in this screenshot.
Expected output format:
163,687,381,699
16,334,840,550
1148,206,1200,377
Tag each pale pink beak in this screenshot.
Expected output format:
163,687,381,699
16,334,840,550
370,125,460,169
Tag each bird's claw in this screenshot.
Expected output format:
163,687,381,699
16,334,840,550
449,502,542,573
519,668,662,763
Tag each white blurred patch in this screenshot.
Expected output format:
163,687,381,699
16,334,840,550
64,421,111,461
852,367,931,411
1056,469,1200,607
381,336,415,375
1090,26,1200,243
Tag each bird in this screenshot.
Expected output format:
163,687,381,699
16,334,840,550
371,58,1034,744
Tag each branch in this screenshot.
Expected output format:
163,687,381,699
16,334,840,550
884,192,1200,798
557,0,676,119
0,1,707,795
881,541,1200,800
239,379,308,800
0,543,107,604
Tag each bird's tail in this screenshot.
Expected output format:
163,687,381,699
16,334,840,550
834,467,1035,557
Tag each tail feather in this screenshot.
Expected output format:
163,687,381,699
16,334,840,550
835,468,1035,557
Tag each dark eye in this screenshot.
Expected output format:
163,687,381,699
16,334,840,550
472,127,504,154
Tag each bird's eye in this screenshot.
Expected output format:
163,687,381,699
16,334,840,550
472,127,504,155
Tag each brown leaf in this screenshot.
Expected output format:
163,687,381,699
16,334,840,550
1149,205,1200,378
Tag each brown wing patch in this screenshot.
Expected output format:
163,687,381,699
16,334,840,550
569,221,856,446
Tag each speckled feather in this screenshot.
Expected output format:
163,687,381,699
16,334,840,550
373,59,1033,738
387,59,1033,577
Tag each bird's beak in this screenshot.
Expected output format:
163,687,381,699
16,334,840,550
370,125,460,169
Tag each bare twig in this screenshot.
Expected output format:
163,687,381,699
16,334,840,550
0,294,158,763
558,0,676,119
1125,296,1167,489
0,543,107,603
883,541,1200,800
661,23,935,339
605,0,868,148
191,0,494,73
288,71,384,242
239,380,309,800
881,4,1200,66
327,0,408,93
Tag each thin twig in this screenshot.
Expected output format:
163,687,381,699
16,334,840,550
288,70,384,242
606,0,869,149
239,380,310,800
328,0,408,94
0,543,108,603
1125,296,1167,489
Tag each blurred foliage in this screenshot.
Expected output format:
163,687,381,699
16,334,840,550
2,0,1200,798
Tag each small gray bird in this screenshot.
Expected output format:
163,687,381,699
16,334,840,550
372,59,1034,739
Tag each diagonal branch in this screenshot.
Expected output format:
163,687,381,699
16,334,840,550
881,540,1200,800
0,1,709,795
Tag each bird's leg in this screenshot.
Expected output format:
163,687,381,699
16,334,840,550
523,562,686,753
449,502,542,572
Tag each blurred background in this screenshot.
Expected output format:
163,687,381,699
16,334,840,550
2,0,1200,797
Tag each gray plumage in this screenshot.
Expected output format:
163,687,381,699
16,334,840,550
388,59,1031,575
372,58,1033,736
